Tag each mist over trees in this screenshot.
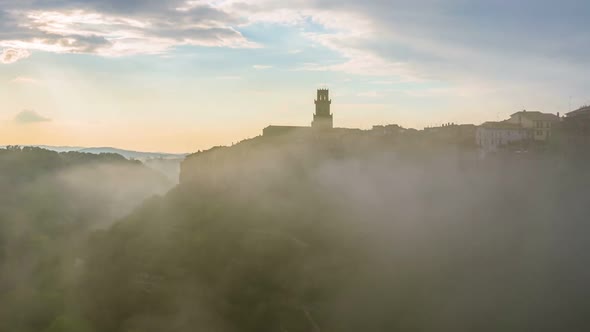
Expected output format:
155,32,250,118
0,147,172,332
2,139,590,331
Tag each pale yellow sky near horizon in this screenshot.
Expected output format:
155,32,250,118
1,1,584,153
1,70,484,153
0,87,562,154
1,93,504,154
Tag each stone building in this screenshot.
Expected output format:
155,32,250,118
312,89,333,130
423,123,477,147
263,89,334,137
505,110,559,141
476,121,528,152
558,105,590,148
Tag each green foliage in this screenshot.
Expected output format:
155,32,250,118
79,140,590,331
5,142,590,331
44,315,93,332
0,147,170,332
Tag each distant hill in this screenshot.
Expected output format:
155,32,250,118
1,145,187,183
34,145,85,153
74,148,187,183
1,145,187,161
77,147,186,161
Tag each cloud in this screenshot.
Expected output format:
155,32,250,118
11,76,39,84
14,110,51,124
253,64,272,70
1,48,31,64
0,4,259,58
228,0,589,93
401,86,493,99
1,0,589,102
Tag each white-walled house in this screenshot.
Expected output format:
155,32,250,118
505,110,559,141
476,121,529,152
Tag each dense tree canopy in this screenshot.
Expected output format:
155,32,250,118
82,139,590,331
0,147,171,332
3,142,590,331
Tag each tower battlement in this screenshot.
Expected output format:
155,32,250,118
312,89,333,130
262,89,334,137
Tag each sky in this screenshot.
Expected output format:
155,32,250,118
1,0,589,153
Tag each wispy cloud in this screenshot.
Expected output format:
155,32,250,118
401,84,495,98
1,49,31,64
0,5,259,58
11,76,39,84
1,0,588,105
14,110,51,124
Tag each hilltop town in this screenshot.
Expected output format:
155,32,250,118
180,89,589,187
6,90,590,332
185,89,589,169
261,89,589,154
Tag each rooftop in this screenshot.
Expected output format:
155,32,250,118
480,121,523,129
567,105,590,117
510,110,559,121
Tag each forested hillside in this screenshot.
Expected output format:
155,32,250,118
79,138,590,332
0,147,172,332
3,141,590,331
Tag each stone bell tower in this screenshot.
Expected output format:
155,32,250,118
312,89,333,130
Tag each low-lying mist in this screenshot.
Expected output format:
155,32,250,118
80,137,590,332
3,141,590,331
143,158,184,184
0,147,173,332
55,163,173,226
